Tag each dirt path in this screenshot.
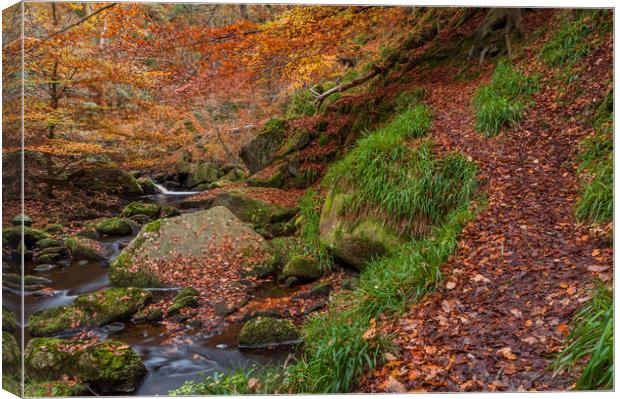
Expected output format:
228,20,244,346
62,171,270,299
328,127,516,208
363,38,612,392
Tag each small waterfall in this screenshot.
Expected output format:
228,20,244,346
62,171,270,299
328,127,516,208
153,182,199,195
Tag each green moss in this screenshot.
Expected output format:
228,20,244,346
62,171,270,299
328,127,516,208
24,380,88,397
25,337,146,392
2,306,17,332
2,331,19,372
269,237,298,267
28,287,152,336
37,253,62,263
36,238,62,249
160,205,181,218
136,177,159,195
167,295,199,316
121,202,162,219
94,217,135,236
282,255,322,279
238,317,302,348
109,250,163,288
144,219,162,233
2,226,50,248
248,171,284,188
3,273,51,286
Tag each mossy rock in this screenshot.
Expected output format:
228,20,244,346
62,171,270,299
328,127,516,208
65,237,105,260
11,213,33,227
160,205,181,218
282,255,322,280
319,190,405,269
134,308,164,323
167,295,199,316
3,273,51,287
278,129,315,156
240,118,287,174
136,177,159,195
121,202,162,219
2,331,19,372
25,337,146,393
28,287,152,336
269,237,298,268
77,229,99,239
129,214,153,225
36,253,63,264
2,226,50,248
36,238,63,249
248,170,284,188
238,316,302,349
2,306,17,332
24,380,89,397
69,168,144,196
93,217,138,236
186,162,219,188
42,223,64,233
2,373,21,396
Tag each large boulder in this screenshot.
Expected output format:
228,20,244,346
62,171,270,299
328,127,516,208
238,316,302,349
239,118,286,174
25,337,146,393
186,162,219,188
28,287,152,336
109,206,276,287
319,190,405,269
69,168,144,196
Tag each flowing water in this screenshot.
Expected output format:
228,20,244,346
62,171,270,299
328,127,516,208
2,185,294,395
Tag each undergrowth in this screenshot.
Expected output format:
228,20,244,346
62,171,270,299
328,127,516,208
552,284,613,390
575,90,613,224
293,189,334,272
473,60,539,137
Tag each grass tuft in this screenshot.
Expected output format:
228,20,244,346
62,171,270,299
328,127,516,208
293,189,334,272
473,60,539,137
553,284,613,390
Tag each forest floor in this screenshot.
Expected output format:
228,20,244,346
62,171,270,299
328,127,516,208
362,33,613,392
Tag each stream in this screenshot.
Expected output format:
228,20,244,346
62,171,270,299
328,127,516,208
2,187,294,395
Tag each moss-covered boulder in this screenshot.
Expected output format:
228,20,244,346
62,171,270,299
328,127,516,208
65,237,105,260
92,217,138,236
24,380,89,397
28,287,152,336
69,168,144,196
239,118,287,174
282,255,322,280
121,202,162,219
11,213,33,227
36,238,62,249
319,190,405,269
109,206,276,287
2,306,17,332
2,331,19,372
3,273,51,287
25,337,146,393
2,226,50,248
238,316,302,349
136,177,159,195
186,162,219,188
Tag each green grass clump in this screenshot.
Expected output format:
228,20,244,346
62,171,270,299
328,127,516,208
473,60,539,137
286,89,317,118
575,91,613,224
292,189,333,272
170,367,286,395
553,285,613,390
540,10,611,68
326,105,476,236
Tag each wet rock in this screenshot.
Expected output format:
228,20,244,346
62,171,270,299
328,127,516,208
282,255,322,280
58,260,72,268
3,273,51,287
25,337,146,393
28,287,152,336
36,252,63,264
2,331,19,372
295,282,332,300
134,308,164,323
238,316,302,349
167,287,200,316
69,168,144,196
2,306,17,332
319,189,406,269
65,237,105,260
34,263,58,272
136,177,159,195
102,321,125,334
172,314,190,323
160,205,181,218
121,202,162,219
109,206,276,287
11,213,33,227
